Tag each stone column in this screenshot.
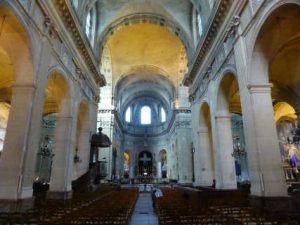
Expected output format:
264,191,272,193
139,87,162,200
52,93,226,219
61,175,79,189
194,127,215,186
246,84,286,196
0,85,35,199
49,116,74,198
157,162,162,178
177,128,193,184
215,115,237,189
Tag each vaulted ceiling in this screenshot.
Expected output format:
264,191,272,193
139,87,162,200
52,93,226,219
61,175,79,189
96,0,191,113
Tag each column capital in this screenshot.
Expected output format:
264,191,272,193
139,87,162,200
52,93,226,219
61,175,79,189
247,83,273,93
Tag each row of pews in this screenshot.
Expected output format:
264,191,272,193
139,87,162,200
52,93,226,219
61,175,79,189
154,188,300,225
0,186,138,225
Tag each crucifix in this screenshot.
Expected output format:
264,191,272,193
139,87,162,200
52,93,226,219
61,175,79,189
140,153,151,164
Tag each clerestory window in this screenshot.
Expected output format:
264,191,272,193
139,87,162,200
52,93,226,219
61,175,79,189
125,107,131,123
141,106,151,125
161,107,166,123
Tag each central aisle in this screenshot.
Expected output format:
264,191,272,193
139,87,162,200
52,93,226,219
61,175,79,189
130,193,159,225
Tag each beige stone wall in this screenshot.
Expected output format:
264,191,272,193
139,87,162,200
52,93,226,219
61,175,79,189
0,0,102,199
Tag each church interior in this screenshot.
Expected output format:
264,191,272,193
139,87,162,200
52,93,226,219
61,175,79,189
0,0,300,224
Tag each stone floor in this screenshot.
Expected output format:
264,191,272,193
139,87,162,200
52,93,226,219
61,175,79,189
130,193,159,225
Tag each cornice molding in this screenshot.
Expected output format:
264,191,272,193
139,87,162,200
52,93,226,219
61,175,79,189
183,0,234,86
54,0,106,87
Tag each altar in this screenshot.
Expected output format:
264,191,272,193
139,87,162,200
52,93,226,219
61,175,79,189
134,176,158,184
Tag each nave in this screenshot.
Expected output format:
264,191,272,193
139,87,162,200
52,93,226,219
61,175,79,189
0,184,299,225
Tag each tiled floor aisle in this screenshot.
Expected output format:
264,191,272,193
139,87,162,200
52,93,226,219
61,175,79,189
130,193,159,225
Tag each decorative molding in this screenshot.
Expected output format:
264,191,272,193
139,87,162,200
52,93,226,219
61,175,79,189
75,67,86,81
44,16,57,38
175,109,191,114
224,15,240,42
54,0,106,87
98,109,115,114
183,0,234,86
247,83,273,93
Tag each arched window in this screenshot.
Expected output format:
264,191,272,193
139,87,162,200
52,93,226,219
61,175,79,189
161,107,166,123
197,11,203,37
125,107,131,123
141,106,151,125
85,11,92,38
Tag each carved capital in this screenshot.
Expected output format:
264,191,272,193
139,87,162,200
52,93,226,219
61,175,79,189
44,16,57,38
225,15,240,41
76,67,86,80
189,94,195,103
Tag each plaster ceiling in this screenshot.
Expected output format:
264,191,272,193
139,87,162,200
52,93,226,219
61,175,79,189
116,73,175,113
106,23,188,87
274,102,296,123
97,0,193,43
270,42,300,99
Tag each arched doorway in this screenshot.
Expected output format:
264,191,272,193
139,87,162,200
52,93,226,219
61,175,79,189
138,151,153,177
0,4,35,199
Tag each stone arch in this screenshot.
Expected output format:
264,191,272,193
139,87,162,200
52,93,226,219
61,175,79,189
214,73,239,189
0,3,36,199
274,102,297,124
216,73,239,116
0,3,35,86
36,72,74,195
249,2,300,84
97,13,193,62
194,101,215,186
46,66,75,111
242,2,300,197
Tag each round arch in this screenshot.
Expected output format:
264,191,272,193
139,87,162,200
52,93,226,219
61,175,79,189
97,13,193,62
249,2,300,84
